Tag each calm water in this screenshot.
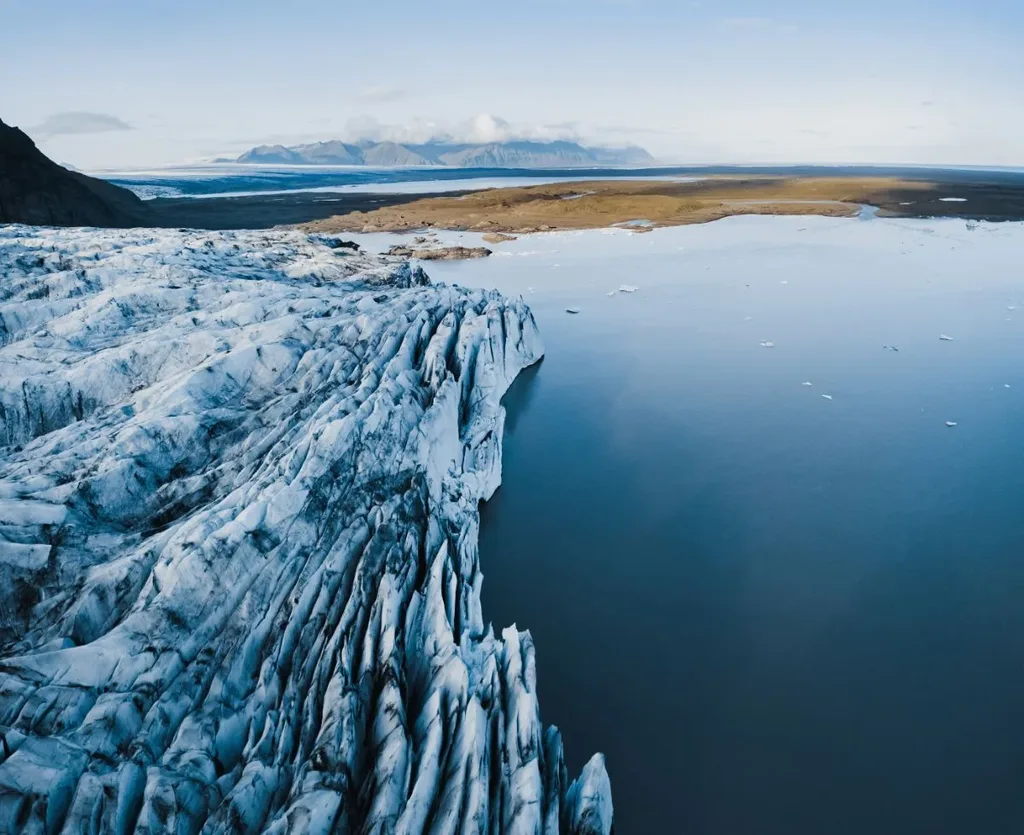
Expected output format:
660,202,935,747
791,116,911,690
383,217,1024,834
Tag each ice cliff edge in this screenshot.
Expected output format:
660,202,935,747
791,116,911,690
0,227,612,834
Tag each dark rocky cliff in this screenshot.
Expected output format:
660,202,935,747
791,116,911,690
0,118,148,227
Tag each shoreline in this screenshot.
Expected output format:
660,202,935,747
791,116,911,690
132,173,1024,233
299,176,1024,235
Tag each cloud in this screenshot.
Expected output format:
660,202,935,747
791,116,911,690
357,85,410,104
467,114,515,143
343,115,441,144
720,17,798,34
340,113,584,146
32,111,132,138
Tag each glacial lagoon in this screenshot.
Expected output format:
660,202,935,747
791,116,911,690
356,216,1024,834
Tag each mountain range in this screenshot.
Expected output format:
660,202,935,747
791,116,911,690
235,138,656,168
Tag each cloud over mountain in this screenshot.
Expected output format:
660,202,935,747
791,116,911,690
32,111,133,138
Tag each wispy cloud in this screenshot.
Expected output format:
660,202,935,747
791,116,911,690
32,111,132,138
341,113,585,145
357,85,410,104
720,17,799,34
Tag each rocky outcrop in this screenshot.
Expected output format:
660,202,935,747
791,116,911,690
0,118,148,227
0,227,612,834
386,243,492,261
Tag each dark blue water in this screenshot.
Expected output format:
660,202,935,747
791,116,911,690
422,218,1024,834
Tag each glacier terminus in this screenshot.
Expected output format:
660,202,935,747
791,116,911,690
0,226,613,835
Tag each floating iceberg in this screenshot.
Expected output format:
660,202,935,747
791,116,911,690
0,226,612,834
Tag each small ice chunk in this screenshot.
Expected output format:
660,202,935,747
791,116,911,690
744,316,753,321
802,381,813,387
1005,384,1012,389
566,307,581,314
780,280,789,285
945,421,958,427
939,334,955,341
759,341,775,348
1008,306,1017,311
821,394,833,400
939,197,967,202
619,285,638,293
606,291,617,296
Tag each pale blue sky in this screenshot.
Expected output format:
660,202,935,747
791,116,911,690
3,0,1022,169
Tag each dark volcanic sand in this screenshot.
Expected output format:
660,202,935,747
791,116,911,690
143,190,475,230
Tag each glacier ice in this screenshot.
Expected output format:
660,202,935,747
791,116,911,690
0,226,612,834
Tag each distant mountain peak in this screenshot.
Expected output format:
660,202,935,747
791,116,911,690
235,138,656,168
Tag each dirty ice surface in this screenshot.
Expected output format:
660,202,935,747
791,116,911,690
0,226,612,834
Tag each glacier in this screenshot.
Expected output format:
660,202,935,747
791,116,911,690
0,226,612,834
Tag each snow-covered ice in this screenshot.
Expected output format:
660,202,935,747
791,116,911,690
0,226,612,834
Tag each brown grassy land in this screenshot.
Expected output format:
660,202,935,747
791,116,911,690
288,176,942,235
297,175,1024,235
